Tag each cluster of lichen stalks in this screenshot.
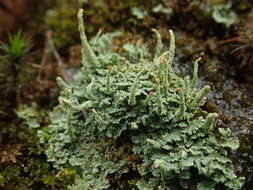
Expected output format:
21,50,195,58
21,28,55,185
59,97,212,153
42,9,244,190
59,10,209,118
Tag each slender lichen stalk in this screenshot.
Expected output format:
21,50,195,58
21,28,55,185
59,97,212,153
157,56,165,84
204,113,218,132
155,78,164,115
192,85,211,110
175,90,186,121
160,30,175,65
152,28,163,59
192,57,201,87
56,77,73,98
56,77,69,90
158,29,176,83
128,71,143,106
168,30,175,65
157,30,176,95
86,77,96,99
78,9,99,67
162,58,169,95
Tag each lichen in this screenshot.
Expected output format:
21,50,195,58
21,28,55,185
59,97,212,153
212,2,237,28
39,9,244,190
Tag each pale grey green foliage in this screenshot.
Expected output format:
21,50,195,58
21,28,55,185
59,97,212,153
39,9,244,190
212,2,237,28
16,103,41,129
152,4,173,17
131,7,148,20
89,30,121,55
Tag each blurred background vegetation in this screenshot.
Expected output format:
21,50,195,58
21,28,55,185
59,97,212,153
0,0,252,189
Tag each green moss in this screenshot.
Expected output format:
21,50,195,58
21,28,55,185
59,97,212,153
0,104,75,190
0,30,30,63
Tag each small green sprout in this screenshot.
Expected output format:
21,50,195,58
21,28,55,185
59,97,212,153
0,30,30,63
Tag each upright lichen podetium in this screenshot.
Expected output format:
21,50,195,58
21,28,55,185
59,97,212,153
78,9,99,68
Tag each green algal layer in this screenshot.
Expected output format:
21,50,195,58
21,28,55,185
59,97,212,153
39,9,244,190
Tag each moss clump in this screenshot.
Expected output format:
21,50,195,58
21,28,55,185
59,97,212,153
40,9,244,190
0,103,76,190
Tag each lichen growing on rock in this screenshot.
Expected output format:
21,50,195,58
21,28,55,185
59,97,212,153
39,9,244,190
